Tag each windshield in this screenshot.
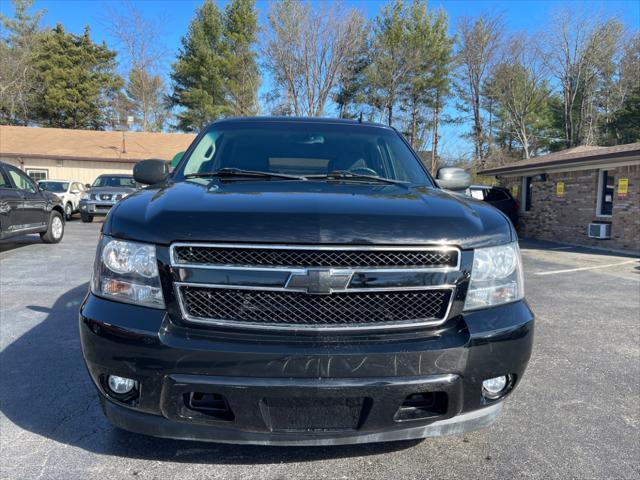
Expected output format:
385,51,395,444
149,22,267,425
39,181,69,193
92,176,136,188
174,122,433,185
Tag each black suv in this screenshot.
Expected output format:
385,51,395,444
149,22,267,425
0,162,65,243
80,118,534,445
467,185,519,226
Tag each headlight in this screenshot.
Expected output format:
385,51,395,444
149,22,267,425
80,192,89,200
464,242,524,311
91,236,165,308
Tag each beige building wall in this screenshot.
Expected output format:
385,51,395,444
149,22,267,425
1,157,134,184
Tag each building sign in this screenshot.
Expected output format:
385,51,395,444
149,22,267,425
511,184,519,197
618,178,629,198
556,181,565,198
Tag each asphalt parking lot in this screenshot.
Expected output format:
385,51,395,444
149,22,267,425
1,221,638,480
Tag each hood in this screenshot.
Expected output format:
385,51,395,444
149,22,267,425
104,180,513,249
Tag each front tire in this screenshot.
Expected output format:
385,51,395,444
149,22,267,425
64,202,73,221
81,213,94,223
40,211,64,244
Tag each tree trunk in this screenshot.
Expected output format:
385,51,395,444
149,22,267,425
473,96,483,162
431,99,440,177
410,100,418,148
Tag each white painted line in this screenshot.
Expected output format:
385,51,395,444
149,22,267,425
535,260,639,276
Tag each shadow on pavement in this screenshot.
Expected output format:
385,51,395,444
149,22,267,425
0,234,43,253
0,283,421,464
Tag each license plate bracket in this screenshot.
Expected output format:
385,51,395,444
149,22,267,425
260,396,369,432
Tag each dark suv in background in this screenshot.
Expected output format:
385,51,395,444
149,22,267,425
0,161,65,243
80,118,533,446
466,185,519,226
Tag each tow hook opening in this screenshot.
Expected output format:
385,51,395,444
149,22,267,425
185,392,235,421
394,392,448,421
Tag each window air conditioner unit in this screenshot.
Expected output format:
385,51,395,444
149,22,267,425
588,223,611,239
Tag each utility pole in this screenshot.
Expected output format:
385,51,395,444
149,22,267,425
122,115,134,154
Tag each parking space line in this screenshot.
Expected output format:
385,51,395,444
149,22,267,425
535,260,639,276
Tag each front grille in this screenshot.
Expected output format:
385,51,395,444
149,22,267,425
172,245,458,269
178,286,452,329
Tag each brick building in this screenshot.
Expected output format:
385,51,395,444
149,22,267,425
480,143,640,253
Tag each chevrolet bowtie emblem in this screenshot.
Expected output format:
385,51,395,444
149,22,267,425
285,269,353,294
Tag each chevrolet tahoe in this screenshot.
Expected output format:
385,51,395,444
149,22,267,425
79,117,534,445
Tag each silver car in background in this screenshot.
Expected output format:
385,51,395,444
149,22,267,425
79,174,139,223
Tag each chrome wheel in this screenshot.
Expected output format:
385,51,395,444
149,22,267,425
52,216,63,239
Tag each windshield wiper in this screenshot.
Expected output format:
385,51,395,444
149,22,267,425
185,168,307,181
306,170,408,185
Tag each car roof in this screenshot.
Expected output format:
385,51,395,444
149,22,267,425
207,116,395,130
39,179,75,182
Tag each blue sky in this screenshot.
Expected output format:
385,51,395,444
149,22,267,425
2,0,639,157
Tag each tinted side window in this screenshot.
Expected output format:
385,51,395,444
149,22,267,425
485,189,509,201
0,169,10,188
7,166,37,193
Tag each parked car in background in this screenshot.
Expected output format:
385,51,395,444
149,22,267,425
466,185,519,226
0,162,65,243
79,174,139,223
38,180,85,220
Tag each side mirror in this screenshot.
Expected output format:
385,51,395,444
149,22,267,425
436,167,471,191
85,183,91,189
134,159,169,185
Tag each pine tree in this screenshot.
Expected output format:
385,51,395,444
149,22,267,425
169,0,226,131
366,0,412,126
427,10,454,174
605,85,640,144
0,0,45,125
221,0,259,116
400,1,453,155
32,24,122,129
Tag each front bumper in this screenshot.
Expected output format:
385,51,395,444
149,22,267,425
80,294,534,445
102,391,503,445
80,200,116,216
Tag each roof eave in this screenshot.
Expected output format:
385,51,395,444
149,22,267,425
479,149,640,176
0,152,149,163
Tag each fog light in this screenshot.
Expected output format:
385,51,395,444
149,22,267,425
482,375,508,398
107,375,136,395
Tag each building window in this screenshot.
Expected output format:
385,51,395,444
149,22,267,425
522,176,533,211
25,169,48,182
597,170,614,216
